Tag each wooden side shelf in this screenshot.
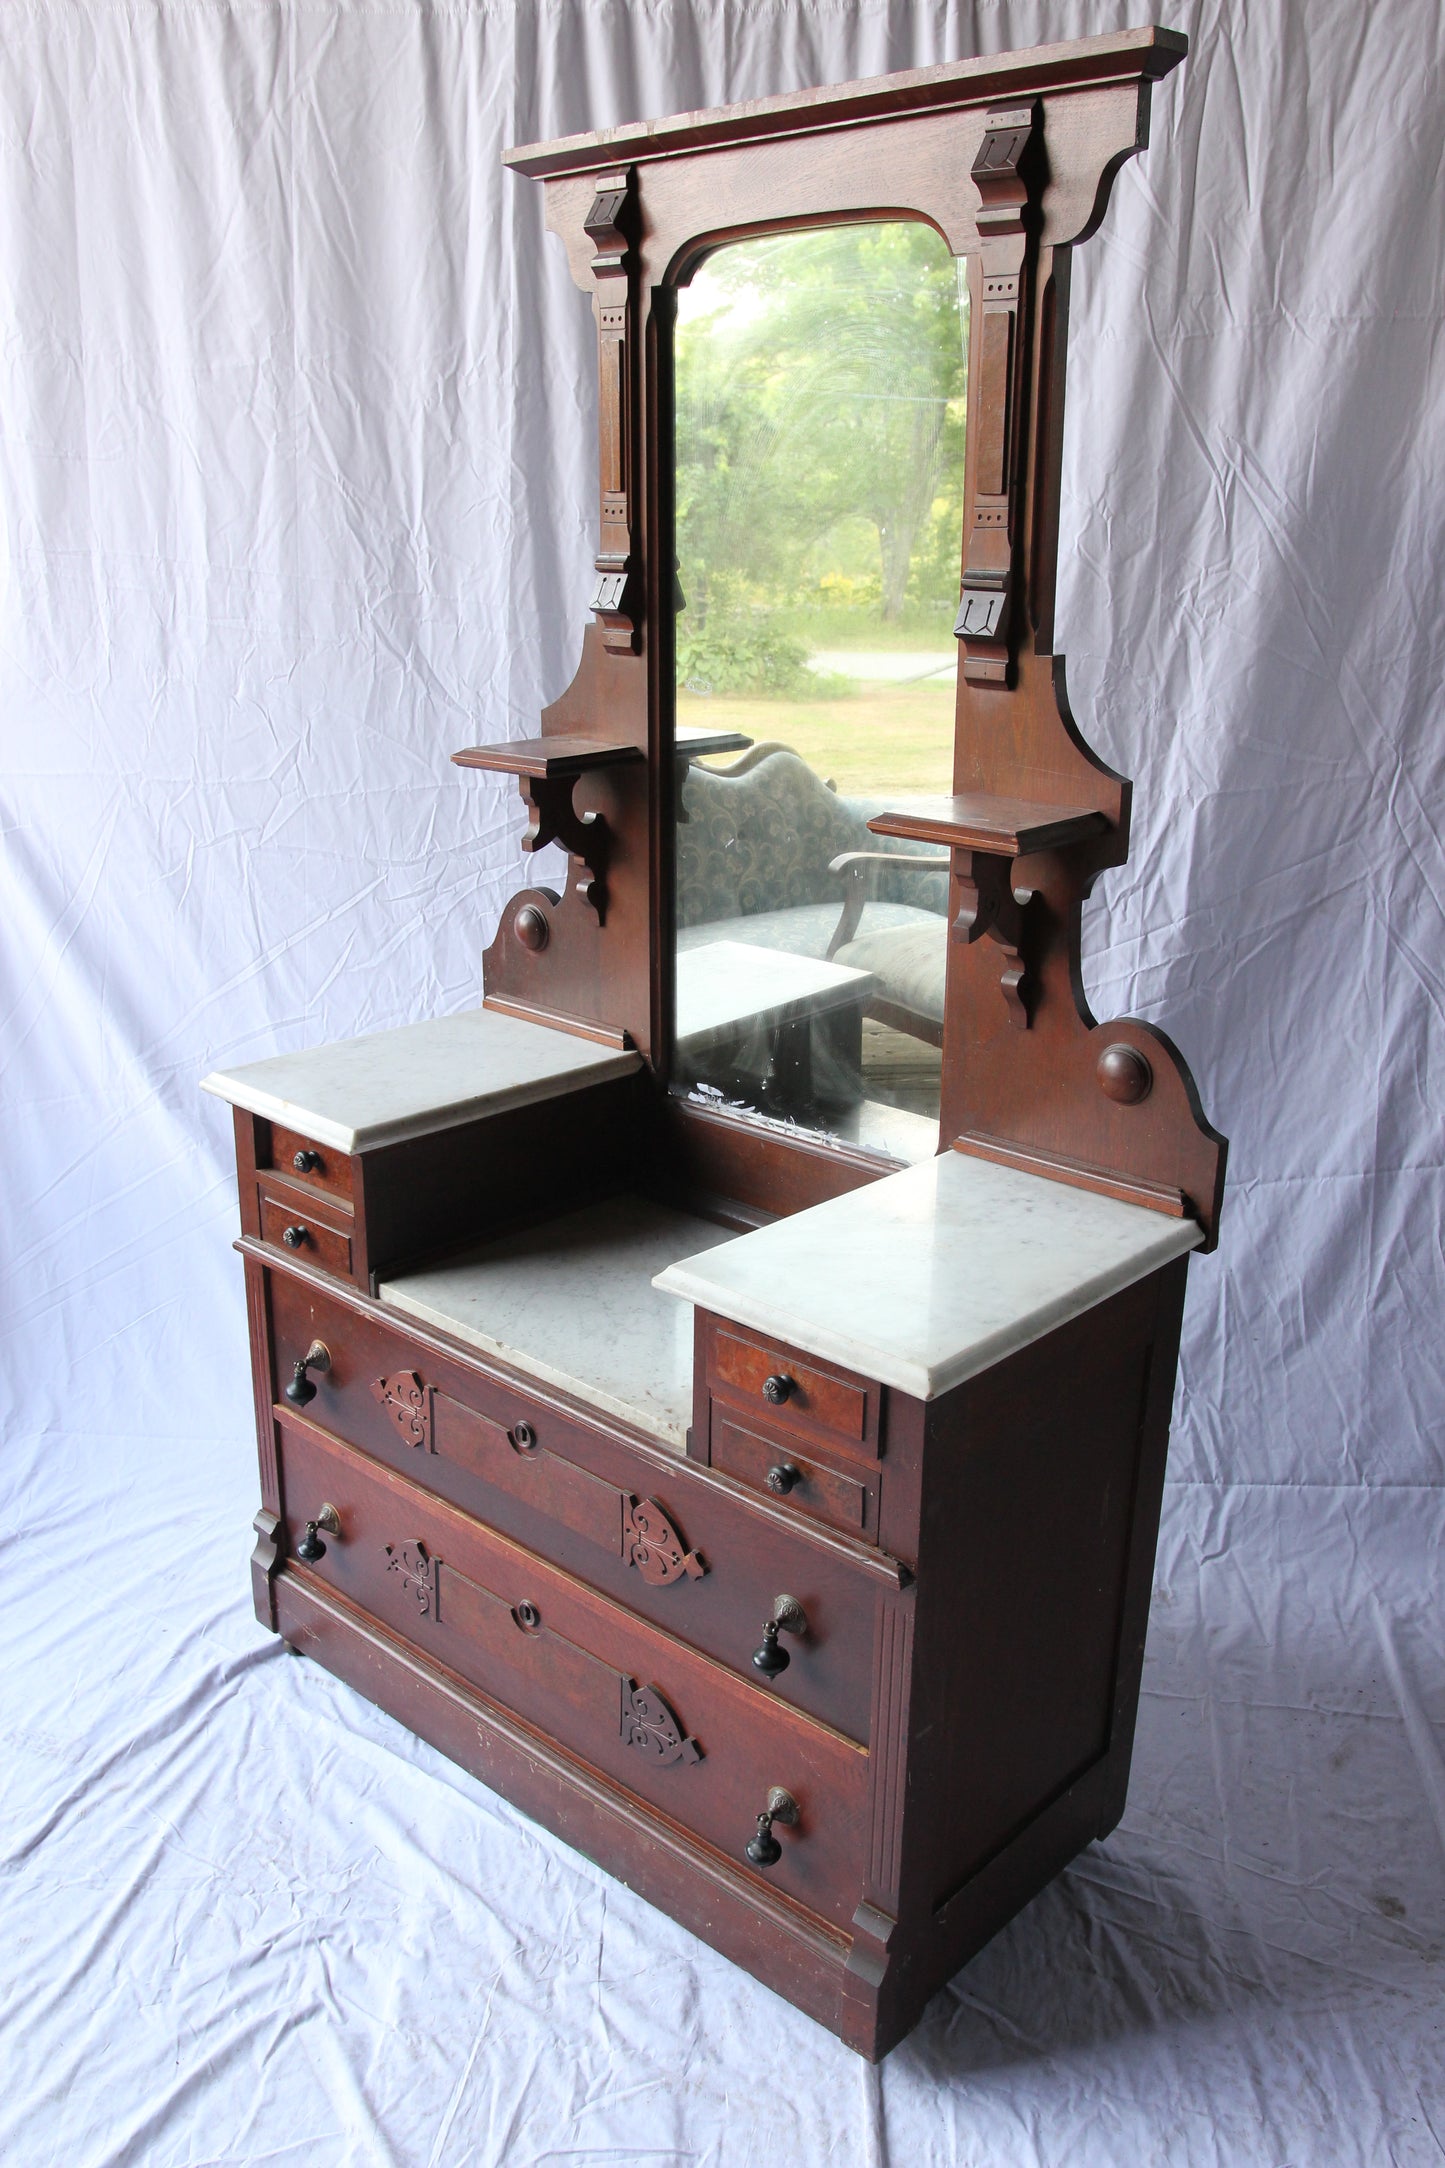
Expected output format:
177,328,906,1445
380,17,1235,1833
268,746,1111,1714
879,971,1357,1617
867,794,1109,858
452,736,646,922
451,734,645,778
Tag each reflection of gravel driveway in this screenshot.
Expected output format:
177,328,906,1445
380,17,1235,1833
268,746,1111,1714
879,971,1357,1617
806,649,956,683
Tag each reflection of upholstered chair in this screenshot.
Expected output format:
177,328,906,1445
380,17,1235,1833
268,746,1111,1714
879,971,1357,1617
676,747,948,1043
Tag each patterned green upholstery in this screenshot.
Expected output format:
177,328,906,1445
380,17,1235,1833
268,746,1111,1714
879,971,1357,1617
677,749,949,929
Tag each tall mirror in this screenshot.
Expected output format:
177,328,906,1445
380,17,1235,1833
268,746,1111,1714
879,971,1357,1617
670,221,967,1160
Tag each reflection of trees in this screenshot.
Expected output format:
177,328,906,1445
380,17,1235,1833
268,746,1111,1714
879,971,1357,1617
676,223,967,630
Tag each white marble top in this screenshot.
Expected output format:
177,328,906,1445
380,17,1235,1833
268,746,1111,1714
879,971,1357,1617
201,1006,640,1154
380,1195,733,1450
653,1152,1203,1402
675,940,873,1051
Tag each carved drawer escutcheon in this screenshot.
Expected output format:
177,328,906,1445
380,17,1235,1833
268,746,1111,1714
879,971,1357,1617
383,1535,701,1767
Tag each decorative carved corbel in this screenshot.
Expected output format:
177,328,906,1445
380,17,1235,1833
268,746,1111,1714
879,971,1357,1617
584,170,639,652
957,103,1041,687
516,772,608,915
951,847,1034,1028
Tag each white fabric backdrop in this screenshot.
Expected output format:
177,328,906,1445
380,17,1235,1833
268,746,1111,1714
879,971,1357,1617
3,3,1443,2161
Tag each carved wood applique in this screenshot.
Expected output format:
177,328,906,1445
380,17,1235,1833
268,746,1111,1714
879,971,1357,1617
584,170,638,652
957,103,1040,686
622,1496,706,1585
371,1371,431,1449
384,1539,437,1619
620,1679,702,1765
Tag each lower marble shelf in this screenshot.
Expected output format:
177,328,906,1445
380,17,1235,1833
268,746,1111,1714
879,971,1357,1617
378,1193,731,1450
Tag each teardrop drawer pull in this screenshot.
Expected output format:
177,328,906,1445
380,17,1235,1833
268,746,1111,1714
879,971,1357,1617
745,1787,799,1870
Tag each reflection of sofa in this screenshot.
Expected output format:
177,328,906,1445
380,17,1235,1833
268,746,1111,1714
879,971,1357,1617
676,746,949,1045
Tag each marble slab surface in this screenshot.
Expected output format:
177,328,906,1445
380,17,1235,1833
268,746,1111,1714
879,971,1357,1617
653,1151,1203,1401
201,1006,639,1154
675,940,873,1050
380,1195,733,1450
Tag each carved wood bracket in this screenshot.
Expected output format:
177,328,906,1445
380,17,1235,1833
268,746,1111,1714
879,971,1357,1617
584,170,639,652
951,847,1034,1029
957,102,1041,687
516,771,611,918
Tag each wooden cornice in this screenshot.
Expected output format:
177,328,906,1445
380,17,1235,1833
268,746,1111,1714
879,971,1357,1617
505,27,1186,179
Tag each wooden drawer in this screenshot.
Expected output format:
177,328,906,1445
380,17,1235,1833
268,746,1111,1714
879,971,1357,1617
706,1319,880,1466
260,1190,354,1280
267,1270,891,1744
277,1413,868,1929
261,1121,353,1205
711,1410,879,1542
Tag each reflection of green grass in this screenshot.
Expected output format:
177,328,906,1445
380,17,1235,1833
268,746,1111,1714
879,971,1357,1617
679,680,955,794
772,607,957,653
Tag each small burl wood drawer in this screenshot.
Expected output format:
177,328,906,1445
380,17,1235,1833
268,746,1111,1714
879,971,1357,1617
265,1272,890,1744
277,1414,869,1929
711,1411,879,1543
259,1190,354,1280
261,1122,354,1205
706,1320,880,1465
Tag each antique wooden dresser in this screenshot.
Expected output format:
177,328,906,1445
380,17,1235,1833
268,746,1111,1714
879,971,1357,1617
204,27,1225,2060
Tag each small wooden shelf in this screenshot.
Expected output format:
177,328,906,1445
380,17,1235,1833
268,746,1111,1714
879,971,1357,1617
868,793,1109,857
674,726,754,761
451,735,645,779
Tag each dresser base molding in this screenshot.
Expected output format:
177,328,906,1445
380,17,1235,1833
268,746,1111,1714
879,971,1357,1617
272,1567,1127,2059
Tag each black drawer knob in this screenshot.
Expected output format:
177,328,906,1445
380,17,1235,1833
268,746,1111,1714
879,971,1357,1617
284,1339,331,1406
751,1595,809,1678
744,1786,799,1870
292,1148,323,1174
281,1223,309,1250
762,1373,795,1404
765,1462,800,1496
295,1502,340,1562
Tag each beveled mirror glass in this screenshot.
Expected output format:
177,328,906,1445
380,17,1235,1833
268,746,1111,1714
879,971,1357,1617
670,221,967,1157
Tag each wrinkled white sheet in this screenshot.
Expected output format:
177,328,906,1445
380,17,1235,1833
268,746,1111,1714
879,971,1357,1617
2,3,1443,2162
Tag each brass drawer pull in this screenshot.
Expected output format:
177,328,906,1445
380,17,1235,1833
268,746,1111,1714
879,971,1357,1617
285,1339,331,1407
745,1787,799,1869
751,1595,808,1679
295,1502,340,1562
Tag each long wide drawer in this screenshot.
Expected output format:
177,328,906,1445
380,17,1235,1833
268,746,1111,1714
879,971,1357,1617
277,1413,869,1930
268,1269,892,1744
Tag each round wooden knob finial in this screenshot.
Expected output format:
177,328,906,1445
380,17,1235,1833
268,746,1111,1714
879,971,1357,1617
514,903,549,952
1097,1042,1153,1105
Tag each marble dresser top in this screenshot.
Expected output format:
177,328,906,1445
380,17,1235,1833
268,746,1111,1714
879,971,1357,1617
653,1151,1203,1401
380,1195,733,1450
201,1006,640,1154
675,940,873,1051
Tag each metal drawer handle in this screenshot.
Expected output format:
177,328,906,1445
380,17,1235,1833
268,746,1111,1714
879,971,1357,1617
281,1223,309,1250
745,1787,799,1870
762,1373,795,1404
295,1502,340,1562
751,1595,808,1679
285,1339,331,1406
292,1149,323,1174
765,1462,800,1496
